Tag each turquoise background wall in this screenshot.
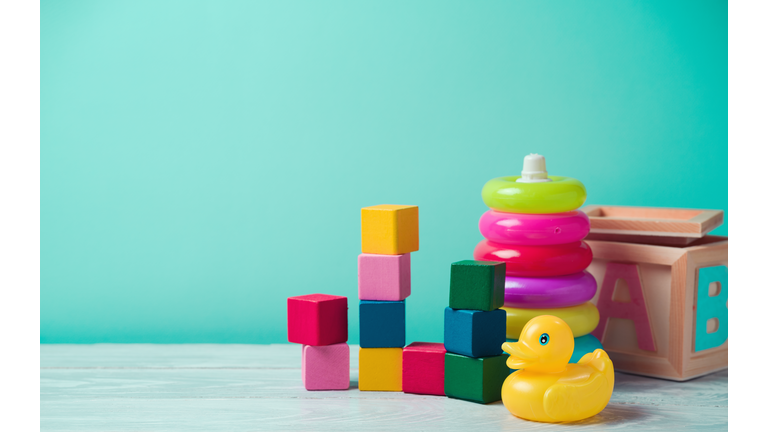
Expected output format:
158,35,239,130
41,0,727,343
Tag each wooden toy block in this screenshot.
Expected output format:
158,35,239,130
444,353,510,404
359,348,403,391
586,234,727,381
444,308,506,358
402,342,446,396
358,253,411,301
359,300,405,348
287,294,347,346
361,205,419,255
582,205,724,246
449,260,505,311
301,343,349,391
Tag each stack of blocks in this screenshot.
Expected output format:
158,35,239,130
444,261,510,404
287,294,349,390
358,205,418,391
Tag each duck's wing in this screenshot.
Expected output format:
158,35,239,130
542,372,611,422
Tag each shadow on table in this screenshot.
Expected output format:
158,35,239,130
563,404,648,427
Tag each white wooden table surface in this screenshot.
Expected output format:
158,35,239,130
40,344,727,431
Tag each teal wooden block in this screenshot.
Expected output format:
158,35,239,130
445,308,506,358
449,260,505,311
444,352,510,404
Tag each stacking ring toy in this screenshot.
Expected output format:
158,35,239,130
474,239,593,277
479,210,590,246
504,271,597,309
481,176,587,214
502,302,599,339
507,333,603,364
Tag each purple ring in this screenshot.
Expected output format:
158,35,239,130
504,271,597,309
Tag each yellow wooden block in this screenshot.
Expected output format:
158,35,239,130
361,205,419,255
359,348,403,391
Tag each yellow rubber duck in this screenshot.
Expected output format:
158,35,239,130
501,315,614,422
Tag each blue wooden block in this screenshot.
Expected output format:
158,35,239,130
360,300,405,348
444,308,505,358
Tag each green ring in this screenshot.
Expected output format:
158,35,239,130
481,176,587,214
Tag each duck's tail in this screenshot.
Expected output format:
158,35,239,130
578,349,615,390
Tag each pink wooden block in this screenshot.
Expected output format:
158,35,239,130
302,343,350,390
287,294,348,346
402,342,446,396
358,253,411,301
592,262,656,351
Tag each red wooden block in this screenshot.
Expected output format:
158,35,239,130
402,342,446,396
287,294,348,346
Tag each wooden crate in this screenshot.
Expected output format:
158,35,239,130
584,206,727,381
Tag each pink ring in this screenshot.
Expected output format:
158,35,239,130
504,271,597,308
474,239,593,277
479,210,590,246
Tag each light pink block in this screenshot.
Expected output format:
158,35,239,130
302,343,350,390
358,253,411,301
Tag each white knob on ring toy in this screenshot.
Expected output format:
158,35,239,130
516,153,552,183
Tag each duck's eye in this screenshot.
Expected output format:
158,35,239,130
540,333,549,345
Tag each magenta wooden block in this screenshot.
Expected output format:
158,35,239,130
287,294,348,346
402,342,446,396
302,343,350,390
358,253,411,301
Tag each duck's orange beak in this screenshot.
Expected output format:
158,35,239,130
502,341,539,370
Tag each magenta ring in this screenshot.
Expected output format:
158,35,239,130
504,271,597,309
479,210,590,246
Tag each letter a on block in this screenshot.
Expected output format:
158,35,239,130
592,262,656,351
695,266,728,352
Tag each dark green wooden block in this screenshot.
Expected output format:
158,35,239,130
444,352,510,404
449,260,505,311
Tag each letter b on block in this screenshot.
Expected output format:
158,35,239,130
695,266,728,352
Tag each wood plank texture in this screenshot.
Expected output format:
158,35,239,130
41,344,727,431
581,205,724,245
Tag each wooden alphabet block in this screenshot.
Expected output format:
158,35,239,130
287,294,347,346
402,342,446,396
444,308,506,358
359,348,403,391
444,353,510,404
449,260,505,311
359,300,405,348
358,253,411,301
586,235,728,381
302,343,349,390
361,205,419,255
